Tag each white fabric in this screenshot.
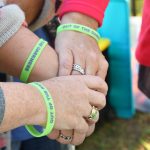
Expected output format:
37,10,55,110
0,0,6,7
0,4,25,47
29,0,52,31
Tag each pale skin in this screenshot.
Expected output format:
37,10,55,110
4,0,109,145
0,75,107,146
0,26,107,145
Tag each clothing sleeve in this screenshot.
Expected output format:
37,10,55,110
136,0,150,66
57,0,109,26
0,0,6,7
0,4,25,47
29,0,55,31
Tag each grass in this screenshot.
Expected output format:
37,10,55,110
77,1,149,150
77,112,150,150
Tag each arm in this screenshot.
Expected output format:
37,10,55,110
6,0,44,25
55,0,109,78
0,82,47,132
0,75,107,146
0,26,58,82
53,1,109,141
0,4,58,81
7,0,55,31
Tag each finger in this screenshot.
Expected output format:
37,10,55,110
97,54,109,80
71,52,86,75
71,130,86,146
79,103,99,124
86,124,95,137
85,53,99,75
75,118,89,134
47,129,60,140
83,76,108,94
58,50,73,76
57,130,73,144
81,104,93,118
88,90,106,110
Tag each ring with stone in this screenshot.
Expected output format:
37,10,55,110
72,64,85,75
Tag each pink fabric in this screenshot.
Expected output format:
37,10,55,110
57,0,109,26
0,138,6,148
136,0,150,66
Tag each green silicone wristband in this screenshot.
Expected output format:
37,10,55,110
25,82,55,137
20,39,48,83
57,24,101,42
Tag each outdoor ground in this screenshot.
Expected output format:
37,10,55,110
77,1,150,150
77,112,150,150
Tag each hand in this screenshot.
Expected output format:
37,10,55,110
55,12,108,79
54,13,109,145
42,75,108,145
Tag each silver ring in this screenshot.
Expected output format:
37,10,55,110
60,133,72,142
72,64,85,75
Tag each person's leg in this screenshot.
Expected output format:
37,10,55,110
136,65,150,113
11,140,21,150
138,65,150,98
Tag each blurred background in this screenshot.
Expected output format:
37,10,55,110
77,0,150,150
0,0,150,150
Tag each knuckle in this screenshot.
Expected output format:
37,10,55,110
103,82,108,95
76,138,85,146
100,95,106,109
83,124,89,133
61,60,72,70
87,125,95,137
96,77,103,85
85,104,92,117
102,59,109,71
78,121,89,134
74,117,80,130
89,52,98,60
71,136,85,146
96,78,108,95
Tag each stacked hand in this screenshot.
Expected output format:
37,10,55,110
47,13,109,145
43,75,107,145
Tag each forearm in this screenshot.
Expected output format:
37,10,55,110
61,12,98,30
0,82,46,132
6,0,44,25
6,0,55,31
0,27,58,82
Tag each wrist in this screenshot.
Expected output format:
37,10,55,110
25,82,55,137
26,84,47,126
0,83,47,132
27,44,59,82
61,12,98,30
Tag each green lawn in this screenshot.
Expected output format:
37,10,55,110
77,112,150,150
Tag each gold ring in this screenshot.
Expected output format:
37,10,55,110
88,106,99,122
